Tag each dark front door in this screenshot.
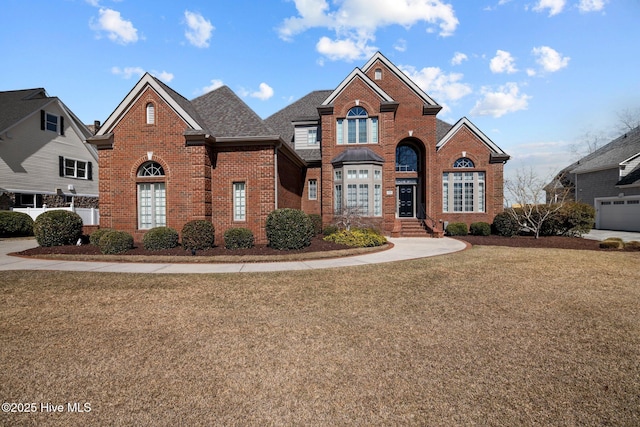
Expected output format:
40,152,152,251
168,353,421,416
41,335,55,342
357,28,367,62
398,185,414,217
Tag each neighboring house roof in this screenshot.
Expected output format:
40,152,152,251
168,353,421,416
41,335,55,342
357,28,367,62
617,165,640,186
191,86,276,138
570,126,640,174
0,88,55,134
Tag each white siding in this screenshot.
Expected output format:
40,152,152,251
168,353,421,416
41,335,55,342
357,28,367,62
294,126,318,150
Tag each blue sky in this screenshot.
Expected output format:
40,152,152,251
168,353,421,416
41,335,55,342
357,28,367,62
2,0,639,182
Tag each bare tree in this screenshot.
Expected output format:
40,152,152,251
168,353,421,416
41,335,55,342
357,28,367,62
505,168,571,239
616,107,640,132
333,205,370,231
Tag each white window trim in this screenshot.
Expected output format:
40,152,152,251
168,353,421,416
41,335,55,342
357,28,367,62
233,182,246,221
308,179,318,200
443,171,485,213
146,103,155,125
336,112,379,144
334,164,383,216
137,182,166,229
64,157,88,179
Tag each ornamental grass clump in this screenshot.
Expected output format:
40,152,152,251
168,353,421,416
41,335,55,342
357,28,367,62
34,210,83,247
323,227,387,247
143,226,179,251
182,220,215,251
0,211,34,237
446,222,468,236
224,227,255,250
98,230,134,254
266,208,315,250
599,237,624,250
624,241,640,251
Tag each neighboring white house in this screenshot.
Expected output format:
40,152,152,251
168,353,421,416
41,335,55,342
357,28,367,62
0,88,99,213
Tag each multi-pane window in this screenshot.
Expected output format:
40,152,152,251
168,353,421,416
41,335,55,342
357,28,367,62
443,171,485,212
233,182,246,221
453,157,474,168
307,128,318,145
64,158,88,179
336,107,378,144
46,113,58,132
396,145,418,172
137,161,166,229
308,179,317,200
334,164,382,216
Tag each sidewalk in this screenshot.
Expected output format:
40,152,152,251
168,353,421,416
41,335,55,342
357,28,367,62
0,237,467,274
582,229,640,242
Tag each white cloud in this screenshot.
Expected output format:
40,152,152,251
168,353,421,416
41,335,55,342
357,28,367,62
471,83,531,118
90,8,139,44
533,0,566,16
578,0,607,13
184,11,214,48
532,46,570,72
451,52,468,66
316,36,377,62
111,67,174,83
279,0,458,61
394,39,407,52
248,83,274,101
400,65,472,114
490,50,517,74
199,79,224,95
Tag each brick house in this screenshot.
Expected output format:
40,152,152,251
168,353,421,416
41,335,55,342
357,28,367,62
88,52,509,243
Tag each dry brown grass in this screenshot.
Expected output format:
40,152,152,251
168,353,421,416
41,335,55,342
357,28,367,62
1,247,639,426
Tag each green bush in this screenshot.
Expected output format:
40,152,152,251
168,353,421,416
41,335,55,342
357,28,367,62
309,214,323,235
33,210,83,247
89,228,114,246
322,224,339,236
624,241,640,251
599,238,624,250
266,208,315,250
0,211,34,237
469,222,491,236
323,227,387,247
556,202,595,237
492,211,520,237
143,226,179,251
182,220,215,251
224,227,255,250
98,230,134,254
445,222,468,236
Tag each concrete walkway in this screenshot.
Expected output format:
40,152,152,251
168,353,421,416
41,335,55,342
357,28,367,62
583,229,640,242
0,237,468,274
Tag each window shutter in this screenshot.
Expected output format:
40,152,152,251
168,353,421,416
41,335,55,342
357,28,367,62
60,116,65,135
88,162,93,180
59,156,64,177
41,110,45,131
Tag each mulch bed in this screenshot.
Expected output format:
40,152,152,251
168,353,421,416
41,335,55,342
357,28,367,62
455,235,605,251
16,236,352,257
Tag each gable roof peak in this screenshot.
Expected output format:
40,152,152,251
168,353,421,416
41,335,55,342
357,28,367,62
322,67,394,106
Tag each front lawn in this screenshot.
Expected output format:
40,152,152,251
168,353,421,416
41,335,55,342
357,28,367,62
1,247,638,426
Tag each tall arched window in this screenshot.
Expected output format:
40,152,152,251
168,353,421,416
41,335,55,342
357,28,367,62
396,145,418,172
443,158,485,213
137,161,166,229
146,103,155,125
336,106,378,144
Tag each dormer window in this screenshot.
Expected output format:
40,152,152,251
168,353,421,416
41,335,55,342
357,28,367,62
307,128,318,145
146,103,155,125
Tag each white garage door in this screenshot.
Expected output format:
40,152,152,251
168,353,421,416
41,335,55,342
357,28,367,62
596,196,640,231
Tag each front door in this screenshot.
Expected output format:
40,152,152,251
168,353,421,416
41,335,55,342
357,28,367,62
398,185,414,217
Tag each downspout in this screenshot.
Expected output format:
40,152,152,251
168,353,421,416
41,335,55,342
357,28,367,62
274,142,281,211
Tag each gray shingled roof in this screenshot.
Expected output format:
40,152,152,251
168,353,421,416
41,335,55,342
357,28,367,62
191,86,275,138
570,126,640,174
153,77,208,131
265,90,333,147
0,88,53,133
436,118,453,143
331,147,385,165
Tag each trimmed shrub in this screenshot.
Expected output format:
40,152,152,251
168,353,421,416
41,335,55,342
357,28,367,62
33,210,83,247
492,211,520,237
98,230,134,254
182,220,215,251
624,241,640,251
599,238,624,250
446,222,468,236
322,224,339,236
89,228,114,246
323,227,387,247
0,211,34,237
556,202,595,237
309,214,323,236
266,208,315,250
224,227,255,250
143,226,179,251
469,222,491,236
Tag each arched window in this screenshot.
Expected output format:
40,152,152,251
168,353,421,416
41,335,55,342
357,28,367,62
453,157,474,168
137,161,166,229
374,68,382,80
396,145,418,172
146,103,155,125
336,106,378,144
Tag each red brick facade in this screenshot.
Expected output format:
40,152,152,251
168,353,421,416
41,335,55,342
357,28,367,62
90,53,507,243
